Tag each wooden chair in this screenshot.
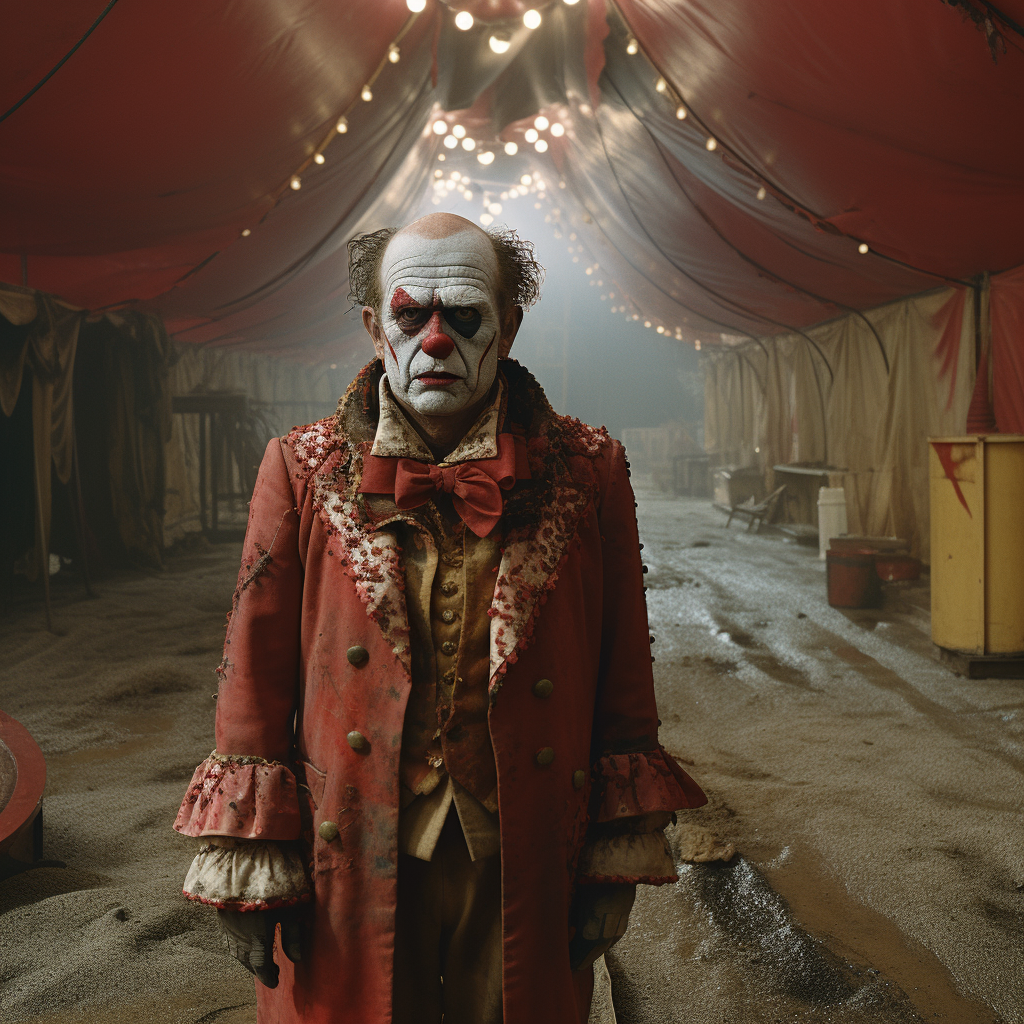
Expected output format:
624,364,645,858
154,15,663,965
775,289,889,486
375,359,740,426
725,484,786,533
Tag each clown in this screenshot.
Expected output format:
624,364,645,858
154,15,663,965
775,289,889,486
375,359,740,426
175,213,705,1024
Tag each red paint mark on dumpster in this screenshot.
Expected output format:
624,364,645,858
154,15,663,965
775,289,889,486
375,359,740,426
931,442,971,518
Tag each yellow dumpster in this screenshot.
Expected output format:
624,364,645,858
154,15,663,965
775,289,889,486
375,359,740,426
929,435,1024,657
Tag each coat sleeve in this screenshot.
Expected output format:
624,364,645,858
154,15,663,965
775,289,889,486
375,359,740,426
174,438,305,842
588,440,706,826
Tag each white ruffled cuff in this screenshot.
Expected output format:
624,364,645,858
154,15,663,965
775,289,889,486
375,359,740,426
183,837,311,911
576,830,677,886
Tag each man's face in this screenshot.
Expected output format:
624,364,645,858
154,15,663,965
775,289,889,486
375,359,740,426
368,225,508,419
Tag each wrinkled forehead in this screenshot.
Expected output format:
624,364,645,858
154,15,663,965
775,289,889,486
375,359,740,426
380,228,500,304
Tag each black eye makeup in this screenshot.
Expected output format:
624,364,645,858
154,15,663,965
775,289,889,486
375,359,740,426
443,307,482,338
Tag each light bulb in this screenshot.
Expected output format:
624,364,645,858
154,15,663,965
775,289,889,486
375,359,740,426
477,150,495,165
676,105,686,119
361,85,373,102
406,0,426,10
290,176,301,190
241,228,251,237
563,0,580,4
314,154,326,166
632,314,639,320
655,78,667,94
858,242,869,254
695,340,701,351
437,153,445,161
336,117,348,133
585,267,593,275
550,122,565,137
452,124,466,138
433,120,448,135
504,141,518,155
480,213,494,226
489,34,511,53
657,325,665,334
523,9,541,29
521,174,532,185
463,189,473,200
756,186,766,200
705,137,717,151
488,202,502,214
626,37,639,55
462,137,476,151
525,128,539,143
535,115,549,130
455,10,474,30
535,139,548,152
444,135,458,149
433,169,443,178
388,45,400,63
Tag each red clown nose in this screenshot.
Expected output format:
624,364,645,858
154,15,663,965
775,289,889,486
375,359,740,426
419,312,455,359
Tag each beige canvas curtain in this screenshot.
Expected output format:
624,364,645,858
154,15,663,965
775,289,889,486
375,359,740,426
703,287,976,561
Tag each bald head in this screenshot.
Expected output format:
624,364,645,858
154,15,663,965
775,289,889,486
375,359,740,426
398,211,490,242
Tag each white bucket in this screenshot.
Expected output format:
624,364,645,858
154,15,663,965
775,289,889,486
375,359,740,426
818,487,848,560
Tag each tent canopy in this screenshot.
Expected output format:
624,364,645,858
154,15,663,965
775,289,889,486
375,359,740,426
2,0,1023,358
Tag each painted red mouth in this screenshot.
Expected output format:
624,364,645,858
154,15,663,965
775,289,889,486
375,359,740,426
415,372,462,387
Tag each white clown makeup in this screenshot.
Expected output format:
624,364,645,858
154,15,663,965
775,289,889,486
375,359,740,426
370,223,507,420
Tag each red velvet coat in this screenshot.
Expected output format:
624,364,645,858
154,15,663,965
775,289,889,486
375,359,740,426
176,361,705,1024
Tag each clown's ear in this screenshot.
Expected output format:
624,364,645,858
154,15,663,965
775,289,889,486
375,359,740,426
499,306,524,358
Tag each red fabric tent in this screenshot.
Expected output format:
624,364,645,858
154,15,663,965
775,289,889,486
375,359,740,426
2,0,1023,391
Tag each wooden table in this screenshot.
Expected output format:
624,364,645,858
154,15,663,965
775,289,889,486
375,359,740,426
771,463,847,526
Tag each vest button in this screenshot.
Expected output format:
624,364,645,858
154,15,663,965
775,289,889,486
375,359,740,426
441,640,458,655
535,747,555,766
318,821,339,842
532,678,554,698
572,769,586,790
442,609,455,623
347,645,368,666
347,730,369,752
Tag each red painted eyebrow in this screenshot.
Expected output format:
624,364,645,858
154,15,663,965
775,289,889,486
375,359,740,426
390,287,442,313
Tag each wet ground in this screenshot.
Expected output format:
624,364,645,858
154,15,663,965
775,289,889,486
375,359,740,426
0,488,1020,1023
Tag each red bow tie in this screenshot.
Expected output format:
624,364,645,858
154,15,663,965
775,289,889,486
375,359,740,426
359,433,529,538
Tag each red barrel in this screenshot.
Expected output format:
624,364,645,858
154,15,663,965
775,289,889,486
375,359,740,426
826,549,882,608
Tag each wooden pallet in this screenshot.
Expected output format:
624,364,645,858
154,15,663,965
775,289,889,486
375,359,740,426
938,647,1024,680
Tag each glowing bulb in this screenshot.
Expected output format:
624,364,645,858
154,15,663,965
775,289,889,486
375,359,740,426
504,141,518,155
480,213,494,226
756,186,766,200
444,135,458,149
705,137,717,151
655,78,667,94
563,0,580,4
406,0,426,10
240,228,251,237
489,34,511,53
434,169,443,178
452,124,466,138
388,45,400,63
644,320,652,328
585,267,593,275
463,189,473,200
523,9,541,29
433,120,448,135
488,202,502,214
632,314,639,320
437,153,445,161
462,137,476,151
535,115,549,130
626,37,639,55
535,139,548,152
550,122,564,137
525,128,539,143
336,117,348,133
361,85,373,102
676,105,686,119
858,242,869,254
657,326,665,334
290,176,302,190
455,10,474,30
521,174,532,185
477,150,495,165
695,339,701,351
314,153,325,165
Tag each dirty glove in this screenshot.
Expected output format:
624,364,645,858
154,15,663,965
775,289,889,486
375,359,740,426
217,907,303,988
568,883,636,972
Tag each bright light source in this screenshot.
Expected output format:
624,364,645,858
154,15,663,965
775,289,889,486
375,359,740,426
644,321,652,328
695,339,701,351
655,78,667,94
406,0,426,10
626,37,639,55
550,122,565,137
657,325,665,334
858,242,869,254
336,117,348,133
433,120,448,135
705,137,717,151
434,169,443,178
535,115,549,130
563,0,580,4
520,174,532,185
314,153,325,165
585,267,593,275
523,9,541,29
480,213,494,225
504,141,518,155
463,189,473,200
477,150,495,164
488,202,502,214
241,228,251,237
361,85,373,102
290,176,301,190
462,137,476,150
535,139,548,152
452,124,466,138
437,153,445,161
388,45,400,63
489,34,511,53
756,186,766,200
444,135,458,149
455,10,474,29
676,105,686,120
525,128,539,143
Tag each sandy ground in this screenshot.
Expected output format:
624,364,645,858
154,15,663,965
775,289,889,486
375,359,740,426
0,488,1020,1023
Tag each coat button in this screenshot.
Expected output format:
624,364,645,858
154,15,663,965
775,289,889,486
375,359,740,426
572,769,586,790
441,640,458,655
318,821,339,842
347,730,369,751
535,747,555,766
532,678,554,698
347,645,368,666
442,609,455,623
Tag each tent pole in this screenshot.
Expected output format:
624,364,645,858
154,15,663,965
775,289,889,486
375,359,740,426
32,434,53,633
